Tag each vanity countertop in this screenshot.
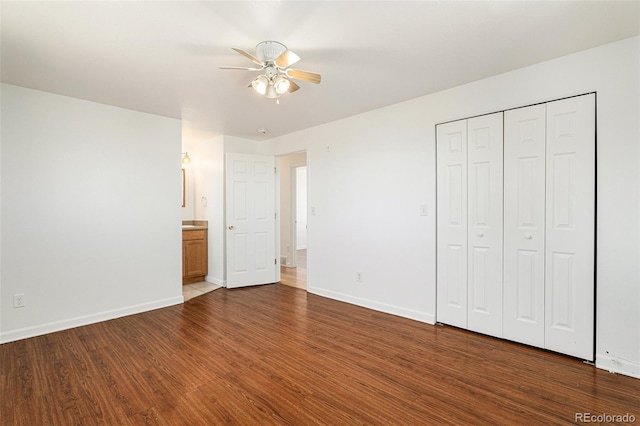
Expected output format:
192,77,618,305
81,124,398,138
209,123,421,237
182,220,208,230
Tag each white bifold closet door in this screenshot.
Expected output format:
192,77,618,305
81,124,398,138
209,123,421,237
544,95,595,360
436,120,468,329
438,94,595,361
467,113,504,337
436,112,503,337
503,104,547,348
503,94,595,360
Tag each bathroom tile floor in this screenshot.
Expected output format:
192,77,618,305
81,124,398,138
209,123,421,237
182,281,222,302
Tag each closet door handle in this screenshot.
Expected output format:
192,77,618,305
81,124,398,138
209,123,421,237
228,225,234,230
477,232,484,237
524,234,533,239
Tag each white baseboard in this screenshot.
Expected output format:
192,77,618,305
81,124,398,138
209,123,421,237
205,276,226,286
596,353,640,379
0,296,184,344
307,286,436,325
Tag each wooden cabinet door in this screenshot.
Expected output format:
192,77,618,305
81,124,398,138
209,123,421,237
182,230,208,283
184,239,207,277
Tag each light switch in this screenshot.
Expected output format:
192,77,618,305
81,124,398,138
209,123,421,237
420,204,428,216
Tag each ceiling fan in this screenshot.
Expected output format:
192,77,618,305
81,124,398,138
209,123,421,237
220,41,321,100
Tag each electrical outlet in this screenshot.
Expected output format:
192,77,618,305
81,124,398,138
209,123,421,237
13,293,25,308
356,272,363,282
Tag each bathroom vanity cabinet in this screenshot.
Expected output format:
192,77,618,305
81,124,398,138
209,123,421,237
182,227,208,284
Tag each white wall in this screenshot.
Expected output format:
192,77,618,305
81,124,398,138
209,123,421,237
272,36,640,378
224,136,273,156
0,81,3,337
0,84,183,342
192,135,225,285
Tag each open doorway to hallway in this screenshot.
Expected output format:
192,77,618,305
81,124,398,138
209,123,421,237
280,248,306,289
278,152,307,290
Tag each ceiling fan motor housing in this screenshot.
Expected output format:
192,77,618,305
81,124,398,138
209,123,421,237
256,41,287,63
264,66,278,78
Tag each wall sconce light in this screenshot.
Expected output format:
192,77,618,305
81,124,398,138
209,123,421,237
182,152,191,165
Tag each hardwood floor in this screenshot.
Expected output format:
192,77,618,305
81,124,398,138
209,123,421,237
2,284,639,425
280,249,306,289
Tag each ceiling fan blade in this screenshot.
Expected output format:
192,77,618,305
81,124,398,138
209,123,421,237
275,49,300,68
287,69,322,84
219,66,263,71
288,79,300,93
232,48,263,66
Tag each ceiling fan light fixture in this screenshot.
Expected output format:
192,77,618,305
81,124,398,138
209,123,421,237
251,75,269,95
274,75,291,95
222,41,322,102
265,82,278,99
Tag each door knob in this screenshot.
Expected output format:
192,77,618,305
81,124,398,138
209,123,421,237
477,232,484,237
228,225,234,230
525,234,533,239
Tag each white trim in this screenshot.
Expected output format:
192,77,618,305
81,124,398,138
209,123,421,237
205,276,226,286
0,296,184,344
308,287,436,325
596,353,640,379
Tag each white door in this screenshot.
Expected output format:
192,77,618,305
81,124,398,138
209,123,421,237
225,153,276,288
467,113,503,337
503,104,547,348
436,119,468,328
544,94,595,360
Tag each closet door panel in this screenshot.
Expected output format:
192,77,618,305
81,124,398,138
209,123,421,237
544,94,595,360
503,105,546,348
436,120,468,328
467,113,504,337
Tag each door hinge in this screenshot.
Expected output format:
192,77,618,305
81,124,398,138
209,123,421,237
275,258,277,265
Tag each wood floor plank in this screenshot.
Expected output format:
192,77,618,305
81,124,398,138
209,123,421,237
2,284,639,425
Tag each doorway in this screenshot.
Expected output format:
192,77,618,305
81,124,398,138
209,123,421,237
278,152,307,289
293,165,307,266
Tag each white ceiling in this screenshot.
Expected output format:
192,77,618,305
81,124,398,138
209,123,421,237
2,1,639,142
